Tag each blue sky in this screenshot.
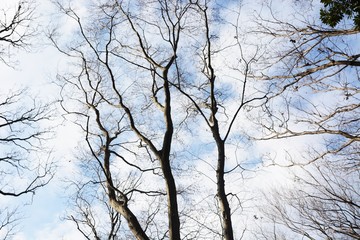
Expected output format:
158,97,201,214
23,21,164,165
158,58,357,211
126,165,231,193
0,1,84,238
1,0,354,239
0,0,304,238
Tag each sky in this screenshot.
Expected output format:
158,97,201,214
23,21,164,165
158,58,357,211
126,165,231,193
0,1,269,238
0,0,306,239
0,50,84,239
0,1,85,238
0,0,354,239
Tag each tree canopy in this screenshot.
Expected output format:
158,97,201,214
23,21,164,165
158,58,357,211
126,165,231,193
320,0,360,29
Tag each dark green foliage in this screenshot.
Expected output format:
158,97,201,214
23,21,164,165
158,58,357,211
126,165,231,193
320,0,360,29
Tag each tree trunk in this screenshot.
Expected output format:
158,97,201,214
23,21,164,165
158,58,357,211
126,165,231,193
160,155,181,240
109,199,150,240
159,72,181,240
213,128,234,240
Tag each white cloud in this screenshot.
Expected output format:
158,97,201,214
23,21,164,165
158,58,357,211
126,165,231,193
32,220,85,240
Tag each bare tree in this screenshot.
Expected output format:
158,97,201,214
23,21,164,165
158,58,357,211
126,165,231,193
0,88,53,238
250,1,359,158
0,1,53,238
0,1,36,66
0,88,52,197
257,160,360,239
171,2,267,239
0,208,18,240
51,0,267,239
52,1,190,238
247,1,360,239
66,180,123,240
